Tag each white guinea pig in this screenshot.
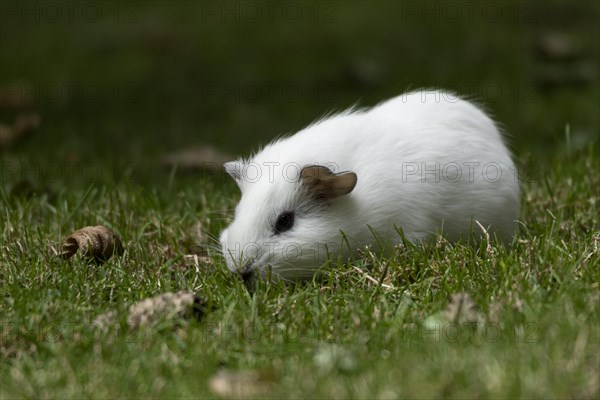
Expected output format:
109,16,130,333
220,90,520,283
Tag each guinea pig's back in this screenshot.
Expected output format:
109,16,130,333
342,91,519,243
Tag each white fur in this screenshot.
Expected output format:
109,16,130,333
220,90,521,281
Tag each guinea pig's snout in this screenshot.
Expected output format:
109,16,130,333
238,261,257,291
240,266,254,285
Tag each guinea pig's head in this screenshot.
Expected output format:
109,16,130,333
219,161,357,285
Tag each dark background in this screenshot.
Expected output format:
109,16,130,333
1,0,598,188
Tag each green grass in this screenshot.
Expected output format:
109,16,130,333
1,141,598,398
1,1,599,398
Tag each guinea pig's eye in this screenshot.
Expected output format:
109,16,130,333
274,211,295,234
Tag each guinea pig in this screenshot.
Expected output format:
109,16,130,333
220,90,520,284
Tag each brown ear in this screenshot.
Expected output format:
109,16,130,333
300,165,357,200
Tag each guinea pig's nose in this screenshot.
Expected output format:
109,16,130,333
240,268,254,285
239,262,256,291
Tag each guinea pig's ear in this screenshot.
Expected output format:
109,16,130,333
300,165,357,200
224,160,244,186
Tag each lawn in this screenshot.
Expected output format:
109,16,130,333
1,1,599,399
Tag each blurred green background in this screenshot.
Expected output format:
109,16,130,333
1,0,598,187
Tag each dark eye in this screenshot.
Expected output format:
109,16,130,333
274,211,295,234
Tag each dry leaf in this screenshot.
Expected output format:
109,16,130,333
92,291,208,330
127,291,207,329
92,310,118,331
13,113,40,135
161,145,233,172
183,254,214,268
0,124,15,148
208,369,274,399
535,32,584,61
59,225,124,263
0,113,39,149
444,292,483,325
0,81,34,109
